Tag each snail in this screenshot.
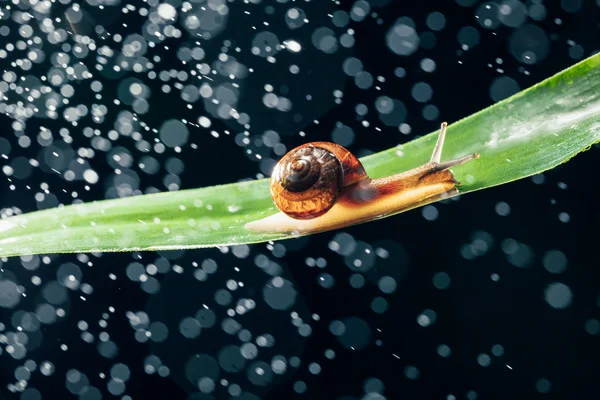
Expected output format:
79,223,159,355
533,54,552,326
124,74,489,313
245,122,479,233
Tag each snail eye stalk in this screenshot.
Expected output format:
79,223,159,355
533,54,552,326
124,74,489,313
428,122,479,173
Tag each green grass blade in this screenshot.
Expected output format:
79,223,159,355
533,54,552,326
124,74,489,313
2,54,600,257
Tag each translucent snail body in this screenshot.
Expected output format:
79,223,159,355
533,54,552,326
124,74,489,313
245,122,479,234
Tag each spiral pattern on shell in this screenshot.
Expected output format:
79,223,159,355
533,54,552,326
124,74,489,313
270,145,344,220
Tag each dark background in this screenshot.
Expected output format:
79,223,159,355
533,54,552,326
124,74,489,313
1,0,599,399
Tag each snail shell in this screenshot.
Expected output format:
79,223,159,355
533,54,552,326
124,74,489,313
270,142,368,220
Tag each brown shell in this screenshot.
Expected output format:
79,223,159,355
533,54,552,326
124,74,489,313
270,142,368,220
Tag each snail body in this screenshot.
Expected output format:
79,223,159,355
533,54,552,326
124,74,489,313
246,122,479,234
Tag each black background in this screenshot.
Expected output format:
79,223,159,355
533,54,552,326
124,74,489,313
1,0,600,399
